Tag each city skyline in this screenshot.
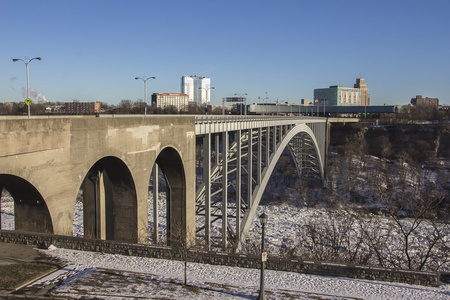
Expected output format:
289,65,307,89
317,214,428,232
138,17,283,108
1,0,449,106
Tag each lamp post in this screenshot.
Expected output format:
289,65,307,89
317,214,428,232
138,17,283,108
135,76,156,116
258,212,268,300
234,93,248,115
198,86,214,104
364,100,367,119
12,57,42,119
199,86,214,114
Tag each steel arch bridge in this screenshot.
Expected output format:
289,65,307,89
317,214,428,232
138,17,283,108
193,116,327,251
1,115,328,252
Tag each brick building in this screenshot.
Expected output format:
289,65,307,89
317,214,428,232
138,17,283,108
410,95,439,106
65,102,101,114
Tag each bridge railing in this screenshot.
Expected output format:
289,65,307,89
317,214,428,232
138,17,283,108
194,115,323,124
195,115,327,135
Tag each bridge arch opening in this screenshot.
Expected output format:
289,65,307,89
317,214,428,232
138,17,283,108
75,156,138,243
149,147,188,246
0,174,53,234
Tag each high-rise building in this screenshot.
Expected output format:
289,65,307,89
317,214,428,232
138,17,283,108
181,75,212,105
354,78,370,106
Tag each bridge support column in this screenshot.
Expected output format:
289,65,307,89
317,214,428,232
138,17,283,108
257,128,262,185
236,130,242,244
98,171,107,240
272,126,277,153
152,164,159,243
222,131,228,250
203,133,211,250
247,128,253,209
215,134,220,166
265,127,270,169
82,170,113,240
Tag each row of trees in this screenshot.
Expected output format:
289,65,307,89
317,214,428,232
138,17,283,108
0,100,234,115
379,105,450,124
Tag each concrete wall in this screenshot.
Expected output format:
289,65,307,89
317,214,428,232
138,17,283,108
0,230,444,287
0,116,196,244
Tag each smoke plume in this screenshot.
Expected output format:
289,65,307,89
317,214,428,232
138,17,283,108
21,87,48,102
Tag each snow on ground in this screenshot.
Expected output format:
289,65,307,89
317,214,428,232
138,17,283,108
31,246,450,299
2,165,450,298
4,196,450,298
0,192,14,230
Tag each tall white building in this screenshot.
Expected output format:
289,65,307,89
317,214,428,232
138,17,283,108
181,75,212,105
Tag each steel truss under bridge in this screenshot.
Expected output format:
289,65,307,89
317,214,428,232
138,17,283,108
194,115,327,252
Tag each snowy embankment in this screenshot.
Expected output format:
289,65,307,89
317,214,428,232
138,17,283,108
31,247,450,299
2,193,450,299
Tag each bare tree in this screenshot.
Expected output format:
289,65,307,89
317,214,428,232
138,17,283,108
373,161,450,271
296,209,364,264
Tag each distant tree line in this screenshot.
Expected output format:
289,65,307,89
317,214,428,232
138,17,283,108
379,105,450,124
0,99,236,115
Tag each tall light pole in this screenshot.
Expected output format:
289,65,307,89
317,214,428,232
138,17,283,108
258,212,268,300
135,76,156,116
198,86,214,104
12,57,42,119
234,93,247,115
364,99,367,119
199,86,214,114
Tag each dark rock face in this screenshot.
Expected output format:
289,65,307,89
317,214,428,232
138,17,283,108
330,123,450,161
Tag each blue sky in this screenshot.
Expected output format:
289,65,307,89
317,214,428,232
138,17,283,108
1,0,449,106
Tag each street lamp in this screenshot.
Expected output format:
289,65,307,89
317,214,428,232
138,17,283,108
258,212,268,300
135,76,156,116
12,57,42,118
199,86,214,114
234,93,248,115
198,86,214,104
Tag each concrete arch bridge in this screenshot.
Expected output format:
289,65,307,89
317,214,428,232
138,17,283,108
0,115,327,252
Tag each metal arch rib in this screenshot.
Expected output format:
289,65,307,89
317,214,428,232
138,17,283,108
234,123,325,252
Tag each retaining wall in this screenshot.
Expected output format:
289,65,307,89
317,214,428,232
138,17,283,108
0,230,444,287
